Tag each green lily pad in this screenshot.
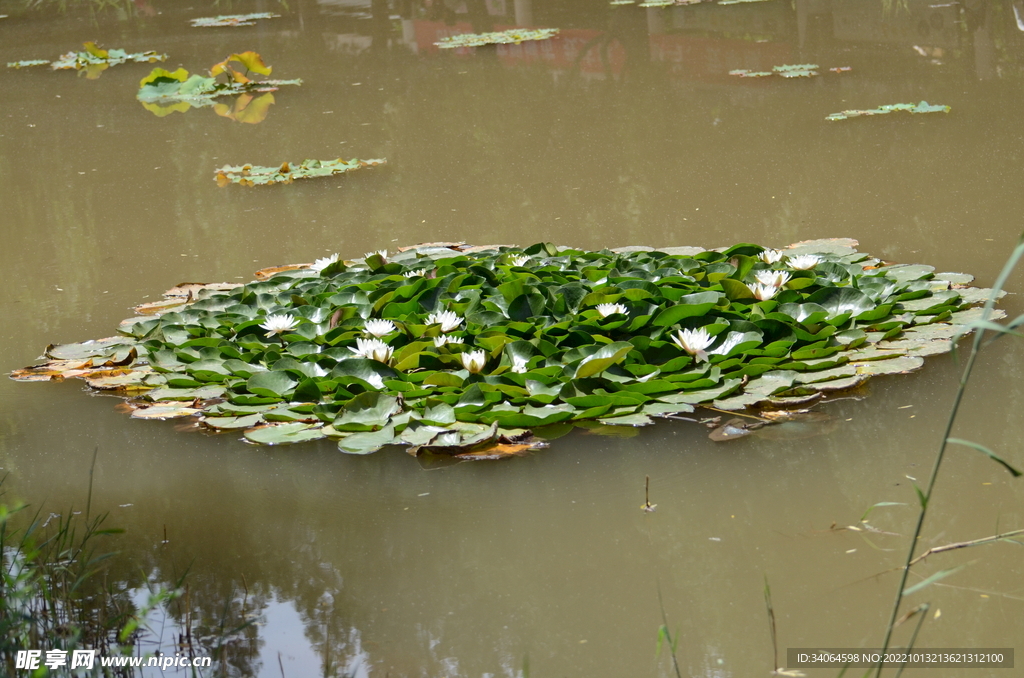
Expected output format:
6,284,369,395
338,424,398,454
202,413,264,430
130,404,199,419
243,422,325,445
712,392,768,411
853,356,925,375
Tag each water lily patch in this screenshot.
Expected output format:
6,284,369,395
11,239,1004,459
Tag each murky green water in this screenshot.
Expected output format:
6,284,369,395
2,0,1024,675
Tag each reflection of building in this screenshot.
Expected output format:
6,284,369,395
830,0,960,49
317,0,374,18
649,34,790,83
324,33,375,54
661,1,791,36
645,2,792,83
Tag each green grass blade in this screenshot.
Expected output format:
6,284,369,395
947,438,1022,477
902,564,966,596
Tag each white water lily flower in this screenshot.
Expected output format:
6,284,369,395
349,337,394,364
311,253,339,272
788,254,821,270
596,303,628,318
259,313,298,338
754,270,792,288
750,283,779,301
459,349,487,374
433,335,464,348
364,319,396,337
759,249,783,264
425,310,463,332
510,356,529,373
671,327,714,362
403,269,426,278
509,254,531,267
364,249,388,262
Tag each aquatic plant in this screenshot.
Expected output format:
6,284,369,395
729,64,851,79
11,239,1005,458
826,102,950,121
214,158,387,187
7,59,55,69
136,52,301,118
0,492,180,672
189,12,280,27
871,235,1024,675
7,42,166,79
434,28,559,49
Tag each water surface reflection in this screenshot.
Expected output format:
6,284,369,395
2,0,1023,675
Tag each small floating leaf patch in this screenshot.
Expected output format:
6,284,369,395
434,28,559,48
6,59,52,69
7,42,166,78
214,158,387,187
826,101,950,121
731,64,851,79
12,239,1004,458
773,64,818,78
190,13,281,28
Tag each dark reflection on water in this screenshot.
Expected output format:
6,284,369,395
2,0,1024,675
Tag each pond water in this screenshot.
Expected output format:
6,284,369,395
2,0,1024,676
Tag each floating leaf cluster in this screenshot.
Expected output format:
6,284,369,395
7,59,54,69
729,64,852,79
189,13,281,27
826,101,950,121
214,158,387,187
12,240,1005,458
434,28,559,48
136,52,301,117
7,42,166,78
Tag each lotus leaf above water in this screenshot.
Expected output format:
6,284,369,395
214,158,387,187
11,239,1005,459
189,13,281,28
7,42,166,79
136,52,301,118
434,28,559,49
